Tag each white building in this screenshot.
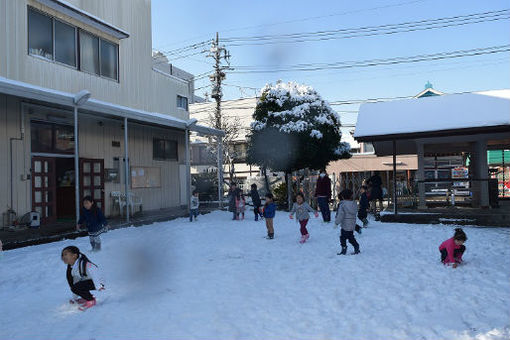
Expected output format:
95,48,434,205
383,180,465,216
189,97,261,188
0,0,222,227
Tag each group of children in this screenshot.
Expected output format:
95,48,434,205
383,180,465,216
60,183,467,311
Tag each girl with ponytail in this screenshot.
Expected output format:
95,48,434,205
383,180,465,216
61,246,105,310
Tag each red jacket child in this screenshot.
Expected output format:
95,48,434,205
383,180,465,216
439,228,467,268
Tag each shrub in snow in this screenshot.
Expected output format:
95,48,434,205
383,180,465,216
247,81,351,172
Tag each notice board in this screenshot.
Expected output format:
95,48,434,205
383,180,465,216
131,166,161,188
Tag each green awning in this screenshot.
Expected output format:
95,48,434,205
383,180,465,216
488,150,510,165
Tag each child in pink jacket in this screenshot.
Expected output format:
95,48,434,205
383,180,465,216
439,228,467,268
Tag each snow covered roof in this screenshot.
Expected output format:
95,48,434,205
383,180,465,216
0,76,223,136
354,89,510,141
34,0,130,39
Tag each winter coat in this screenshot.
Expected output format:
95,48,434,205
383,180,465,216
66,255,102,289
263,202,276,219
78,207,107,236
250,188,261,207
290,202,315,221
439,237,464,264
368,174,383,200
358,192,369,219
335,200,358,231
315,176,331,199
190,196,200,210
228,188,241,212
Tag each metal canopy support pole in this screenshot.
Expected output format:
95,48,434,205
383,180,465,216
185,128,190,212
74,105,80,223
393,140,398,215
217,137,223,208
124,117,130,222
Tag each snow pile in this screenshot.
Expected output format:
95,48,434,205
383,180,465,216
0,211,509,340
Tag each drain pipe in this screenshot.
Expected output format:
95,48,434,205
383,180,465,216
9,104,25,212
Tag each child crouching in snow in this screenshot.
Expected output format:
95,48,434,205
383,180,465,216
439,228,467,268
261,193,276,239
61,246,105,310
289,192,318,243
335,189,360,255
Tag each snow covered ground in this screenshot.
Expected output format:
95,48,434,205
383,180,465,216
1,210,509,340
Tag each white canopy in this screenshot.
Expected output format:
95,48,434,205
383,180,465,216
354,89,510,141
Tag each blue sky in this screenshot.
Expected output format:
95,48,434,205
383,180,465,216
151,0,510,125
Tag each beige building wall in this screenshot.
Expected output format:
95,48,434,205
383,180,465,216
0,94,186,220
0,0,191,120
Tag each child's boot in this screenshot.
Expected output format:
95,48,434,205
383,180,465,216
79,298,96,311
362,218,369,227
266,233,274,239
355,224,362,234
337,246,347,255
352,245,360,255
299,235,306,243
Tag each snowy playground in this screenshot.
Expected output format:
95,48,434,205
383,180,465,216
1,210,509,340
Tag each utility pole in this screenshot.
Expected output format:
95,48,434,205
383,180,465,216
206,32,232,207
207,32,232,130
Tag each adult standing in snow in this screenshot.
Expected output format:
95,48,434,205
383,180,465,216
249,183,263,221
315,169,332,223
228,183,241,220
367,171,384,220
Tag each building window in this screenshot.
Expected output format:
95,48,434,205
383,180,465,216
27,7,119,81
55,20,76,67
31,121,74,154
79,31,100,75
100,39,118,80
28,8,53,60
363,143,375,153
177,95,188,110
153,138,178,161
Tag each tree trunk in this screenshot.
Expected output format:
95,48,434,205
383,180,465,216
263,166,270,193
304,168,311,205
286,171,293,211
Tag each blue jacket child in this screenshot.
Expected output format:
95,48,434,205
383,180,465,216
77,196,108,251
262,193,276,239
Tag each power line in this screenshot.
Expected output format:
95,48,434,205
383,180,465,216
153,0,429,51
228,45,510,74
221,9,509,46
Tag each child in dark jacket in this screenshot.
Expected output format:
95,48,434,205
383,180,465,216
439,228,467,268
249,184,263,221
261,193,276,239
358,186,369,227
61,245,105,310
76,196,108,251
